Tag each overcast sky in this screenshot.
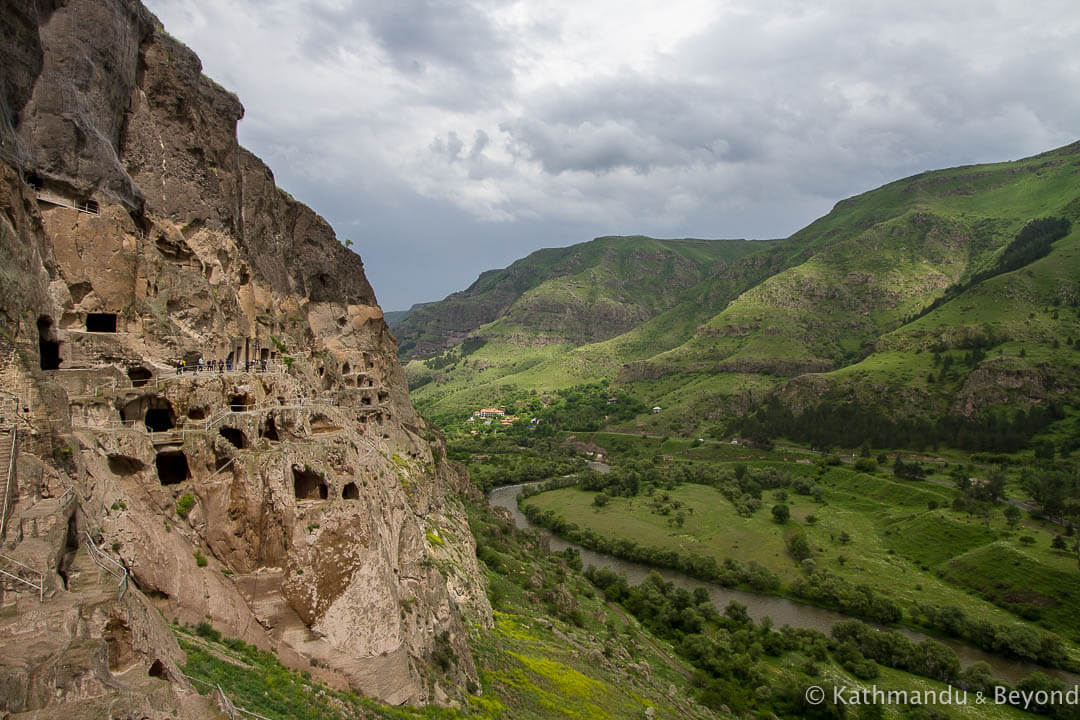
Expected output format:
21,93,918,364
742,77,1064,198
143,1,1079,311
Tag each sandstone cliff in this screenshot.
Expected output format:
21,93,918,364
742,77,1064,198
0,1,490,715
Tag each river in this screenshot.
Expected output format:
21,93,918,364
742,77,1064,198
489,482,1080,686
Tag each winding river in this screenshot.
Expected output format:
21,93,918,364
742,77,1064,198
489,481,1080,686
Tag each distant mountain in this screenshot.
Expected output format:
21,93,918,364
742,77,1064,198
407,142,1080,445
393,235,774,359
383,308,414,328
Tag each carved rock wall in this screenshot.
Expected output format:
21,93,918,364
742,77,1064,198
0,0,490,713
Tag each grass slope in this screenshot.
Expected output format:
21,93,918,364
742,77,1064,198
409,142,1080,437
396,235,768,359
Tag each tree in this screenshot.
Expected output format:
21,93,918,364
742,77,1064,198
1066,498,1080,570
1034,439,1055,460
1051,535,1067,551
771,503,790,524
787,531,812,562
1004,504,1021,528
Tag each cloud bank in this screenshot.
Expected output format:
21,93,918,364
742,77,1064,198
144,0,1080,309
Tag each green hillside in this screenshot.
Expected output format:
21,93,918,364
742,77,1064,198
408,142,1080,445
404,236,782,421
394,235,771,359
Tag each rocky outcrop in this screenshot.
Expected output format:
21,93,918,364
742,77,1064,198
0,1,490,715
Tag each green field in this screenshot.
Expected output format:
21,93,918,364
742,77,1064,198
521,463,1080,649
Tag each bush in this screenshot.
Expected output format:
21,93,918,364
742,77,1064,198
771,503,790,524
195,621,221,642
176,493,196,518
854,458,877,473
787,531,812,562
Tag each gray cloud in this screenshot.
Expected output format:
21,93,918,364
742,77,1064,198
144,0,1080,310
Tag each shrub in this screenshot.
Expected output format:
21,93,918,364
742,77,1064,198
771,503,790,524
176,493,196,518
194,621,221,642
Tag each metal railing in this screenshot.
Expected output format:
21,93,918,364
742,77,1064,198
35,190,100,215
71,418,141,431
64,362,287,400
0,552,44,602
82,530,128,600
0,427,16,539
207,456,238,482
68,376,132,400
204,397,336,431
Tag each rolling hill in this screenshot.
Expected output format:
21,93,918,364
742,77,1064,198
404,142,1080,446
392,235,775,358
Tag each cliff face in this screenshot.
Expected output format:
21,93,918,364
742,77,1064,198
0,1,490,715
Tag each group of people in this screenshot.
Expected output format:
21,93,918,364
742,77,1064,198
175,358,269,375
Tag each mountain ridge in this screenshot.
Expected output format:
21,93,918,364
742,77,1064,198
406,141,1080,442
393,234,773,359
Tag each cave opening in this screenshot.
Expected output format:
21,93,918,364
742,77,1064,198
293,466,327,500
260,348,269,362
85,313,117,332
342,361,351,375
229,394,250,411
37,315,61,370
155,451,189,485
148,659,167,679
261,417,279,441
145,406,174,432
127,366,152,387
108,455,143,475
57,513,79,590
219,426,246,449
342,482,359,500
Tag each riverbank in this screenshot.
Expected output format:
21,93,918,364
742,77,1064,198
491,481,1080,687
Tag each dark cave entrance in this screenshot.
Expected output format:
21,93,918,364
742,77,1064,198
219,426,247,449
127,366,152,387
260,417,279,441
293,466,327,500
85,313,117,332
342,482,360,500
155,451,189,485
37,316,61,370
145,406,174,432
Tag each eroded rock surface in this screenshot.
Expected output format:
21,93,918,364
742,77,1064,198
0,1,490,715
